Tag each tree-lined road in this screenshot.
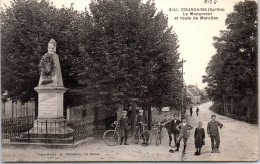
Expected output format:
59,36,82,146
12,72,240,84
182,102,258,161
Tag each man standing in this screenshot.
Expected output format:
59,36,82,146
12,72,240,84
196,107,199,116
136,110,148,145
175,118,193,153
190,106,193,116
119,111,129,145
207,115,223,153
169,114,181,147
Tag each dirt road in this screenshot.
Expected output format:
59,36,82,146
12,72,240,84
182,102,258,161
2,102,258,162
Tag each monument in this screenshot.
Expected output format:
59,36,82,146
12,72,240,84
11,39,73,143
32,38,72,134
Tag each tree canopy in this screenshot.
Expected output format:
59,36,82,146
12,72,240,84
203,0,257,117
1,0,182,111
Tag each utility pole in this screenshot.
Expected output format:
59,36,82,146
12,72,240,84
180,58,186,120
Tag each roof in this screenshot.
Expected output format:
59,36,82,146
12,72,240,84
187,88,200,96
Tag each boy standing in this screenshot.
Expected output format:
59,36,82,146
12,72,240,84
194,121,205,155
119,111,129,145
175,118,193,153
207,115,223,153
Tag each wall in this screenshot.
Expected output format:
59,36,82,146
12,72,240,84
1,100,35,118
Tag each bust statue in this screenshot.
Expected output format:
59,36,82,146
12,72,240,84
48,38,56,53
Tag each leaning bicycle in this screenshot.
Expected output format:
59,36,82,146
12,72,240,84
134,122,152,145
155,122,164,146
103,121,120,146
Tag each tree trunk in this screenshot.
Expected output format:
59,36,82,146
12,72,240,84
143,103,152,130
231,98,234,114
2,102,5,118
131,102,137,135
148,106,152,130
117,104,123,121
11,102,14,118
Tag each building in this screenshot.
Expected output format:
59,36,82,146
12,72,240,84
186,85,201,104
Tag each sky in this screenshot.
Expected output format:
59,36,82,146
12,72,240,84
1,0,244,89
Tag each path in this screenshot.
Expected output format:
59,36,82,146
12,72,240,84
182,102,258,161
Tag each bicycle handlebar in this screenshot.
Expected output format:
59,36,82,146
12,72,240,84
137,122,147,126
154,123,165,127
111,121,118,128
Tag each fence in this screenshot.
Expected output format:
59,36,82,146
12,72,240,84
1,116,34,139
8,116,94,144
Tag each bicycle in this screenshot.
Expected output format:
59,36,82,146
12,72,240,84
154,122,164,146
134,122,152,145
103,121,120,146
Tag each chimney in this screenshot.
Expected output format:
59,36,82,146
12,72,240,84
70,3,74,10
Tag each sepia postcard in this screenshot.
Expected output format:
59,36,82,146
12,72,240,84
1,0,258,162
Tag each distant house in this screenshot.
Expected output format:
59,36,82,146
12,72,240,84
186,85,201,104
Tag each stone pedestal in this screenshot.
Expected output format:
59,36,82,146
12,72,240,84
35,87,67,119
29,86,73,135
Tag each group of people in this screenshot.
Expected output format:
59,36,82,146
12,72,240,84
168,114,223,155
118,110,147,145
118,109,223,156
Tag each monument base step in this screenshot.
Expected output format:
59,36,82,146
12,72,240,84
17,132,73,139
5,137,94,147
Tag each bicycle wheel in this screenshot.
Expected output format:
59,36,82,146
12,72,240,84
134,132,140,144
155,132,160,146
103,130,120,146
141,130,153,145
159,134,162,144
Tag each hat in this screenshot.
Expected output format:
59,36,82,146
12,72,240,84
211,115,216,118
139,110,143,113
122,111,127,113
169,149,175,153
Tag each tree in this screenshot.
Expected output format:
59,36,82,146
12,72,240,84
85,0,181,129
1,0,182,125
1,0,92,106
203,0,257,119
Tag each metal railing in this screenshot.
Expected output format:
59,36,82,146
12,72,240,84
1,116,34,139
6,116,94,145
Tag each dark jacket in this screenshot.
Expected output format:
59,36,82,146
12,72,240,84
170,119,181,134
176,123,193,138
194,127,205,147
136,115,147,124
207,120,223,136
196,108,199,113
119,116,129,130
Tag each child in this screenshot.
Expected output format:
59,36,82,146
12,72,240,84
175,118,193,153
207,115,223,153
194,121,205,155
